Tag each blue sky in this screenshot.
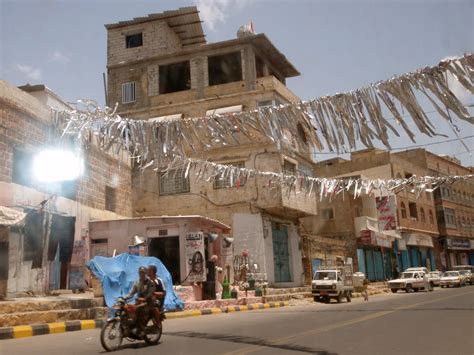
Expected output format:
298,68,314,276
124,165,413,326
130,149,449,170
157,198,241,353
1,0,473,165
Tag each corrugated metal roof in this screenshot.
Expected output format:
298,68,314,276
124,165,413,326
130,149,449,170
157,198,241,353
105,6,206,47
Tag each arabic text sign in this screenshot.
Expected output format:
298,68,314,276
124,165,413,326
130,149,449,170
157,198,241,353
376,196,397,231
185,232,206,283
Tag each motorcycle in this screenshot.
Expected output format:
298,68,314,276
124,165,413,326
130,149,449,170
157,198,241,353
100,297,162,352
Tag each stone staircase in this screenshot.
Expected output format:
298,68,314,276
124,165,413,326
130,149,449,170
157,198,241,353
0,295,108,327
263,287,312,302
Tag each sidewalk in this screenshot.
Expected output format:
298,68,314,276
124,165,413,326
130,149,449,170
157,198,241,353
0,301,289,340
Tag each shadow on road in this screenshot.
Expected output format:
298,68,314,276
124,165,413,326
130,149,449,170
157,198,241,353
166,331,337,354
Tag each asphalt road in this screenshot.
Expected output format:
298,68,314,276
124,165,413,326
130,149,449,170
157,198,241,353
1,286,473,355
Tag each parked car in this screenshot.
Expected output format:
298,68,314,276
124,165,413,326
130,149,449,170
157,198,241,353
440,271,464,288
458,270,473,285
427,271,442,287
388,271,432,293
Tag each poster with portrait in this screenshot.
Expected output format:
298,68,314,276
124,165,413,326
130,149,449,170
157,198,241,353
376,195,397,231
185,232,206,283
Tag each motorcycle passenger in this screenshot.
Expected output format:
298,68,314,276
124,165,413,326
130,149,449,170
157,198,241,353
147,265,166,321
124,266,156,337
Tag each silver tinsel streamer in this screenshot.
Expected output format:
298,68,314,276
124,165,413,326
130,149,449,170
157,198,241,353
52,54,473,171
172,157,474,200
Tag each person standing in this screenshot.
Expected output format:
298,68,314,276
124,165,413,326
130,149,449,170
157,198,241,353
362,278,369,301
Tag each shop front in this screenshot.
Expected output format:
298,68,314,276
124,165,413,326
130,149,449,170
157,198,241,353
357,230,394,281
443,238,471,268
399,233,436,271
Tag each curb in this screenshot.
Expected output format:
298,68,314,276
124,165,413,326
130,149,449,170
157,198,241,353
0,301,289,340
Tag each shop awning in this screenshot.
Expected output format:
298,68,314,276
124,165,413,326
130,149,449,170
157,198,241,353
0,206,26,226
403,233,434,248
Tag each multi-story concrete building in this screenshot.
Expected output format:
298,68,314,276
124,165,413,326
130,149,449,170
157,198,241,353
395,149,474,268
0,80,132,297
302,149,441,281
105,7,317,287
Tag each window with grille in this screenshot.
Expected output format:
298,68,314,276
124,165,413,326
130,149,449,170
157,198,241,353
105,186,116,212
159,168,190,195
214,162,246,189
283,160,296,176
122,82,136,103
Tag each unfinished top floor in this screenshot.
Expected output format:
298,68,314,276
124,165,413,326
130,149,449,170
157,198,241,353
105,7,300,116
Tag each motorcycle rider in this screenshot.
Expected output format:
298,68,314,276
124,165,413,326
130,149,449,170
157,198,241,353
123,266,156,337
147,265,166,321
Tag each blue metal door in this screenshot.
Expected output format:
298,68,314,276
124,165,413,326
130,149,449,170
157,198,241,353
312,258,322,277
401,250,410,270
357,249,366,276
272,223,291,283
410,248,420,267
366,250,376,281
374,251,384,280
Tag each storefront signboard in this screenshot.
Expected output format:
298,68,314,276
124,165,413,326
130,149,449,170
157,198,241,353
128,245,147,256
446,239,470,250
376,196,397,231
185,232,207,282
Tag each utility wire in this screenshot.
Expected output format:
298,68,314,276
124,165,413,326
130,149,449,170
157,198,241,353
312,135,474,155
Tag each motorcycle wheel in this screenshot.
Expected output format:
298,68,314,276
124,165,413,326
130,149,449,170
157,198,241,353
143,318,162,345
100,320,123,352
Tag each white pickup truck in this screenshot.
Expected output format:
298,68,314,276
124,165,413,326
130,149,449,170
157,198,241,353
312,265,354,303
388,271,433,293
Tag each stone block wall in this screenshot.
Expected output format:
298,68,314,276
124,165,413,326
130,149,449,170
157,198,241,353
107,20,182,66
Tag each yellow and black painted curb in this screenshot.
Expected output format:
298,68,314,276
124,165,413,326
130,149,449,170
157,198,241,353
0,301,289,340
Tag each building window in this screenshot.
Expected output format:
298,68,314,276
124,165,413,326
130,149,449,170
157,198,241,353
453,189,457,201
105,186,116,212
283,160,296,176
444,208,456,228
408,202,418,220
463,191,467,202
126,33,143,48
400,202,407,219
420,207,426,223
159,61,191,94
429,210,434,225
208,52,242,86
159,168,190,195
214,162,246,189
12,148,34,187
462,216,466,229
122,82,136,103
321,208,334,220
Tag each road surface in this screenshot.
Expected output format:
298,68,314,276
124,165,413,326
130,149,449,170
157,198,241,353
1,286,473,355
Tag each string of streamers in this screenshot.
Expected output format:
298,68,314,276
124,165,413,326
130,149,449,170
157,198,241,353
168,156,474,200
52,54,473,171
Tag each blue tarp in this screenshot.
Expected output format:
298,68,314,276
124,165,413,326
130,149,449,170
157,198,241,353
87,253,184,312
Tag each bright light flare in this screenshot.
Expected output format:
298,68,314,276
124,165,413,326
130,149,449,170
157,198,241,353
33,149,84,182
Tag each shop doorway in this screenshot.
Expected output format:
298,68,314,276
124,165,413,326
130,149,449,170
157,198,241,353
149,237,180,285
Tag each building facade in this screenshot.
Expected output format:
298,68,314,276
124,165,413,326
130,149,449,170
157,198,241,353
302,149,442,281
105,7,317,287
395,149,474,269
0,80,132,296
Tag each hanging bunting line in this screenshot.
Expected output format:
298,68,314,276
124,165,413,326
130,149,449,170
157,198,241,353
165,156,474,200
52,54,473,171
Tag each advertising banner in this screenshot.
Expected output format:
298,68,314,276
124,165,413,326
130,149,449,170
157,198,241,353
185,232,206,282
376,196,397,231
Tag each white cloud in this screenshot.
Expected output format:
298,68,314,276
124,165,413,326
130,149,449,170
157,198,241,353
194,0,254,31
49,50,70,64
16,64,42,80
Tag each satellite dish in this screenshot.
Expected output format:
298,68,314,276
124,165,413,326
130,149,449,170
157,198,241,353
223,237,234,247
133,235,146,246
